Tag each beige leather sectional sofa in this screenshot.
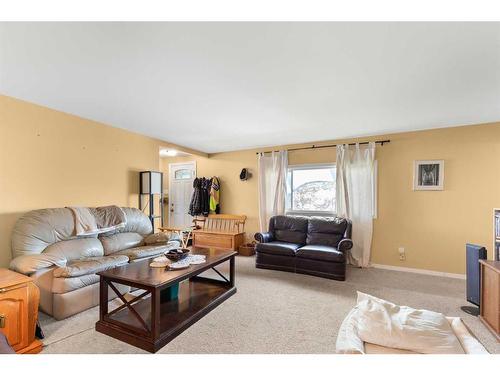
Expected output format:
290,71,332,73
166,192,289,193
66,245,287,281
10,207,180,320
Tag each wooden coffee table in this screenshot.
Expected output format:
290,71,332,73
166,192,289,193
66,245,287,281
95,248,236,353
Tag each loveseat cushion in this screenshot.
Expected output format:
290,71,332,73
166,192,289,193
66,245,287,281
53,255,129,278
296,245,345,263
99,232,144,255
113,243,176,260
270,216,308,245
52,273,100,294
306,217,348,247
256,241,301,256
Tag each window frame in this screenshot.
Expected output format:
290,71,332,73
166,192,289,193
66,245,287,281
286,163,337,216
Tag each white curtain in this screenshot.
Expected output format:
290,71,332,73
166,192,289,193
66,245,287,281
336,143,376,267
257,150,288,232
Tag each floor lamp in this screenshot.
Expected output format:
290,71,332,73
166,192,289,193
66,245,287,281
139,171,164,228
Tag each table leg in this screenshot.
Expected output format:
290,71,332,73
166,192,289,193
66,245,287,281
229,256,235,287
151,288,161,340
99,276,108,321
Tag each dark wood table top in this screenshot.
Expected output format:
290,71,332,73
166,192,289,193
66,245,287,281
97,247,236,288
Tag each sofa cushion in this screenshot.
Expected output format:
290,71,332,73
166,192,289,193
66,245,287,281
256,241,301,256
52,273,100,294
53,255,129,278
270,215,308,245
99,232,144,255
114,243,176,260
306,217,348,247
44,237,104,261
105,207,153,236
296,245,345,262
11,208,88,258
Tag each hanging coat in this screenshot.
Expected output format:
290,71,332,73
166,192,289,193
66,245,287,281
188,178,202,216
201,177,212,217
209,176,220,214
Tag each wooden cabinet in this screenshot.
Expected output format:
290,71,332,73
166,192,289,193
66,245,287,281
0,269,43,353
479,260,500,341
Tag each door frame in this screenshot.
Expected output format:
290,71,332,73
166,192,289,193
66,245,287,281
168,161,197,227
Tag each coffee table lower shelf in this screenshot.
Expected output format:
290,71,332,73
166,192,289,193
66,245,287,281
96,278,236,353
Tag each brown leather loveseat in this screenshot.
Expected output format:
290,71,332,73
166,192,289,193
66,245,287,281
255,215,352,280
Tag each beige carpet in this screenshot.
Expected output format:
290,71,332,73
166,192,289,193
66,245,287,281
39,256,500,354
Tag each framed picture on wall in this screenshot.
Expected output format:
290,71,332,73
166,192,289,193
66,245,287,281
413,160,444,190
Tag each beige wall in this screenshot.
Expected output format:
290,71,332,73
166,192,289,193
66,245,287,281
2,94,499,274
0,95,191,268
161,123,500,274
160,151,259,236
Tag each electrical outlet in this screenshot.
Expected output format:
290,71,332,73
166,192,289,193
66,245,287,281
398,247,406,261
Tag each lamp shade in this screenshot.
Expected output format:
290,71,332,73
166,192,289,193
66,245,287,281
140,171,162,194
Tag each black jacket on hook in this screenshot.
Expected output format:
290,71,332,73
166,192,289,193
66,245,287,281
201,177,212,216
189,177,213,217
188,178,202,216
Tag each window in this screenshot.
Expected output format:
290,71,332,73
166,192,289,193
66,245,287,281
286,164,336,214
174,169,193,180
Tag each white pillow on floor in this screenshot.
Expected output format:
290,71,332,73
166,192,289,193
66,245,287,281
355,292,465,354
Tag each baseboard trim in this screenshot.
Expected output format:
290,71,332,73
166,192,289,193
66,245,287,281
371,263,466,280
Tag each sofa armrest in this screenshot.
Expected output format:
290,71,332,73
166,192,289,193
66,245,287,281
254,232,274,243
338,238,353,252
9,254,67,275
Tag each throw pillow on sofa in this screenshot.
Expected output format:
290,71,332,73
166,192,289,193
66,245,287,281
144,232,172,245
355,291,465,354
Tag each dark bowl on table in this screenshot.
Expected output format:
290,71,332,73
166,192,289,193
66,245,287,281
164,248,190,261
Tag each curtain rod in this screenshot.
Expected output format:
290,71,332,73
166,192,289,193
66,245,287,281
255,139,390,155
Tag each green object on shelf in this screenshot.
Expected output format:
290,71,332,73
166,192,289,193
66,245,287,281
161,283,179,301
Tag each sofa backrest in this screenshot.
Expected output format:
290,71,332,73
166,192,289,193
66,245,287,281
306,216,350,247
98,207,152,255
269,215,309,245
11,207,152,259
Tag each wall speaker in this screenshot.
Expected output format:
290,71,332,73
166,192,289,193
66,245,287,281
240,168,251,181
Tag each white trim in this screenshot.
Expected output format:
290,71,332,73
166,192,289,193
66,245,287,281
493,208,500,261
285,210,336,217
167,160,197,170
288,162,335,170
371,263,466,280
168,161,196,226
372,160,378,219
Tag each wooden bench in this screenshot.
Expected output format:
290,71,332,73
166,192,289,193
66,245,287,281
192,214,246,251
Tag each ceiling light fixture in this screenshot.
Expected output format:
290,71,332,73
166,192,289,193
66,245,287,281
160,149,178,157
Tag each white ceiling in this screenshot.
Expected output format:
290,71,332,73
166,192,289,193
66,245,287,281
1,22,499,153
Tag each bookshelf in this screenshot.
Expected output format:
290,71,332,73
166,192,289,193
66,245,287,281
494,208,500,261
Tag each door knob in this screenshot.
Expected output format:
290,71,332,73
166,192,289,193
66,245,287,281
0,314,5,328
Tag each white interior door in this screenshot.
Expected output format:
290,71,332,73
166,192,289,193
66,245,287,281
168,162,196,228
